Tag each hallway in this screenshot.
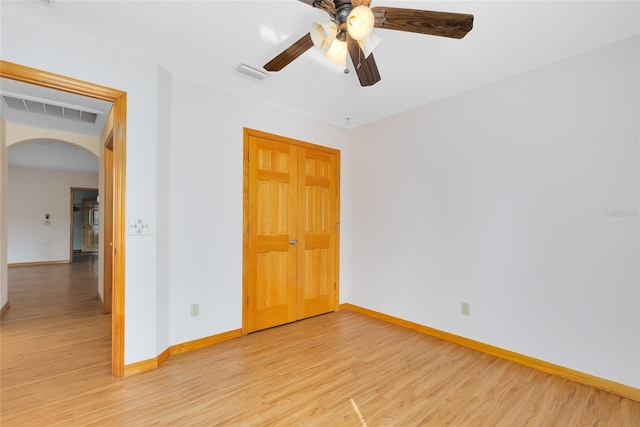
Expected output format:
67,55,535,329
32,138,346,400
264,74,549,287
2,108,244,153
1,255,112,424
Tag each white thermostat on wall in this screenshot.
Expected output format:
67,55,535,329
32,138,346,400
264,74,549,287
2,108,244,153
128,217,149,236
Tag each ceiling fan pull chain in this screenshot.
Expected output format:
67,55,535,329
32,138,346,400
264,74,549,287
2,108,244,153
344,50,350,74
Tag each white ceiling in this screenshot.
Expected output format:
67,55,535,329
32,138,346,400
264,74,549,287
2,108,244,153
1,0,638,130
0,0,640,174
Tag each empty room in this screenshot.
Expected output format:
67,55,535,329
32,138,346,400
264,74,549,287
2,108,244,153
1,1,639,425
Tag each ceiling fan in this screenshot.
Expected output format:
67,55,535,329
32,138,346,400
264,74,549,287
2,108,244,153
263,0,474,87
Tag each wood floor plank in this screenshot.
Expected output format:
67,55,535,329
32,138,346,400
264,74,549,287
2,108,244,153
2,257,639,425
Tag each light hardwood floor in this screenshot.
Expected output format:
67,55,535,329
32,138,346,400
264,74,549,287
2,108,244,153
2,259,639,426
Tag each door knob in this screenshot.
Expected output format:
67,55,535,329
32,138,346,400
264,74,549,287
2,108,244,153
289,239,298,246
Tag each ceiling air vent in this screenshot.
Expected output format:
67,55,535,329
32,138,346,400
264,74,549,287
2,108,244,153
24,99,46,115
2,95,99,124
46,104,63,118
236,63,268,80
3,95,27,111
33,0,55,7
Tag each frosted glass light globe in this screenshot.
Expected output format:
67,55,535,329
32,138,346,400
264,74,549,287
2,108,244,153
311,21,338,52
325,39,347,65
347,5,375,41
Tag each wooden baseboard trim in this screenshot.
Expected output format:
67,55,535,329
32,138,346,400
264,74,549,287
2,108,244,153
8,260,70,268
0,301,9,317
157,347,171,366
340,303,640,403
124,329,243,377
124,355,159,376
170,329,243,356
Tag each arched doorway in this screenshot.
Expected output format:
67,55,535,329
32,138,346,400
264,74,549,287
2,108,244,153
7,138,99,265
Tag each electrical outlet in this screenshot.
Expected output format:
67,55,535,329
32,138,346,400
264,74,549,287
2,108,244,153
461,302,470,316
191,303,199,317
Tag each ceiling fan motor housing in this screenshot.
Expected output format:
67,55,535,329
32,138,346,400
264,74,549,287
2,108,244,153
334,0,353,25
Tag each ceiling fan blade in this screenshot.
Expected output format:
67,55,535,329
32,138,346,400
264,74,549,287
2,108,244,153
352,0,371,6
347,38,381,87
264,33,314,72
371,7,474,39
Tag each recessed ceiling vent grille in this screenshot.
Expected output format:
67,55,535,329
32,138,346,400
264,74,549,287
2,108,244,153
2,95,98,124
33,0,55,7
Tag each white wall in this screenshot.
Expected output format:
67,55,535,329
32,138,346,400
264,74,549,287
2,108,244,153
1,11,160,364
345,36,640,388
0,117,8,310
7,167,98,263
167,76,348,345
155,65,172,356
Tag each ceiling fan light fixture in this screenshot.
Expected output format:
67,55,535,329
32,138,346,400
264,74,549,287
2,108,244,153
310,21,338,52
325,38,347,65
263,2,473,88
347,5,375,41
358,32,382,58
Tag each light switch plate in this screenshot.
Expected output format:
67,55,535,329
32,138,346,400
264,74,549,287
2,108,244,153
128,217,149,236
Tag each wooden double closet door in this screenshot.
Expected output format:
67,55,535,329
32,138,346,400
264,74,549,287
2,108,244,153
243,129,340,333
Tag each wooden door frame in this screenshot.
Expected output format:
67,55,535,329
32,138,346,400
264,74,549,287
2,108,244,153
103,132,114,315
80,196,99,253
242,127,341,334
0,60,127,378
69,187,98,259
